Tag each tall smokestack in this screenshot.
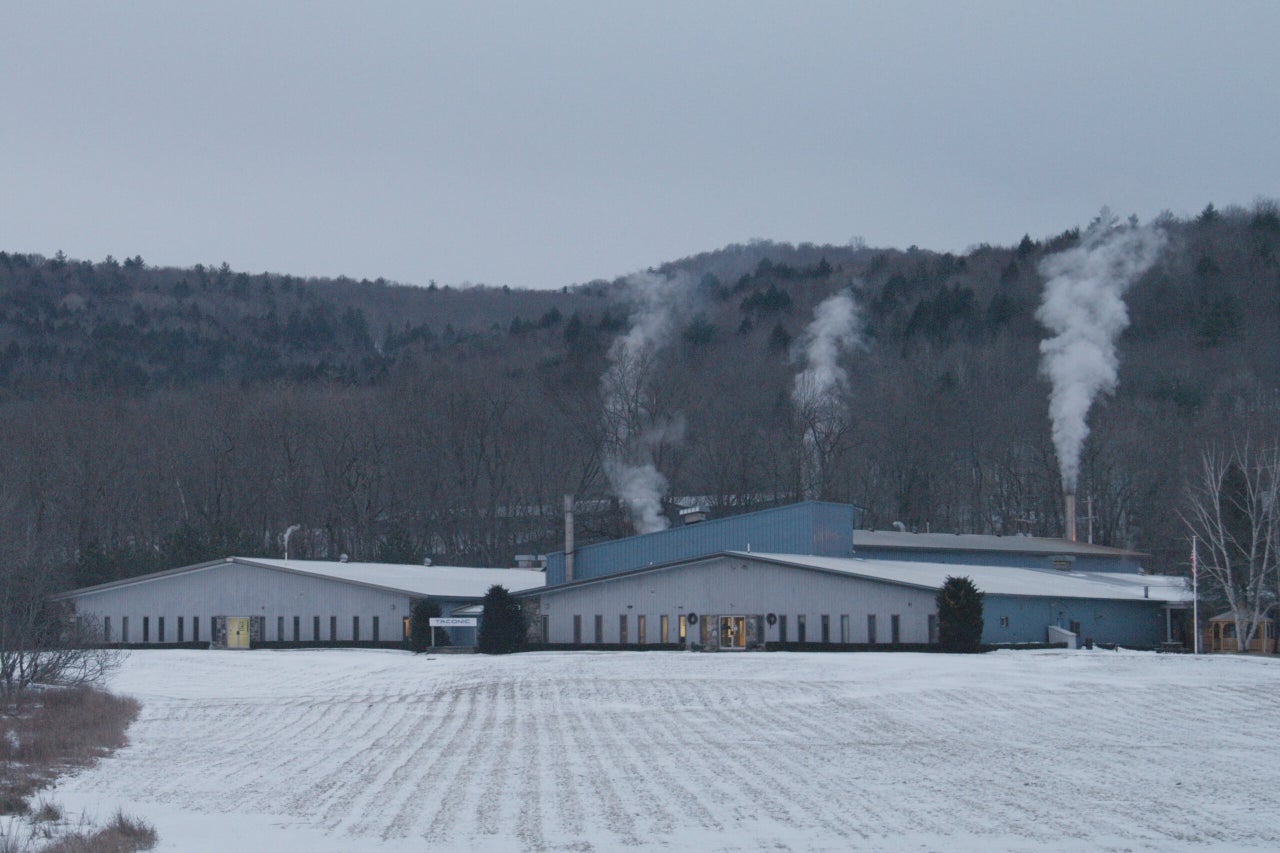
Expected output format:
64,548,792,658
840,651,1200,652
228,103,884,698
563,494,575,582
1064,492,1077,542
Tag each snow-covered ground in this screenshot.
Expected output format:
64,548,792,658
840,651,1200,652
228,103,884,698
42,648,1280,852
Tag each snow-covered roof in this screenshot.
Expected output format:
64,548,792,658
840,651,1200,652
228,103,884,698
853,530,1143,558
56,556,545,601
238,558,545,598
741,553,1190,603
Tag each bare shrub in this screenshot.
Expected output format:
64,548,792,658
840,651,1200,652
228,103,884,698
29,801,60,824
0,688,139,818
37,811,157,853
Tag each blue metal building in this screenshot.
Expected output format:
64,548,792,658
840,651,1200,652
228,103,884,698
545,501,858,585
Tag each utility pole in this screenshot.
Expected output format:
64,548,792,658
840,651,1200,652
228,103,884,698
1191,535,1200,655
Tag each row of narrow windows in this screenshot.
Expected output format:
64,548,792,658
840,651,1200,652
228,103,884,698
101,615,393,643
560,613,918,644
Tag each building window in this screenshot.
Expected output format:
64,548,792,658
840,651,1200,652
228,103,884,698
192,616,199,643
103,616,111,642
573,614,582,644
678,615,687,642
122,616,129,643
594,614,603,644
821,614,830,644
840,614,850,643
637,615,646,645
778,614,787,643
277,616,285,641
143,617,150,643
540,615,548,643
353,616,360,642
797,614,807,643
619,614,628,645
999,616,1010,628
402,616,410,641
178,616,185,643
928,614,938,644
867,614,877,645
891,614,901,644
371,616,379,642
315,616,322,641
157,617,165,643
660,614,669,644
330,616,338,642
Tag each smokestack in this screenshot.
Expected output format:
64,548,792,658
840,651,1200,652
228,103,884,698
1064,492,1077,542
563,494,575,582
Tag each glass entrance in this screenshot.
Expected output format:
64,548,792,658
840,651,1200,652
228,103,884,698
719,615,747,650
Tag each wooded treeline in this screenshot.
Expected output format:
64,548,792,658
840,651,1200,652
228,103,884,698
2,201,1279,590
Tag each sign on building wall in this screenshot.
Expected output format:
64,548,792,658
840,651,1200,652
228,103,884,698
429,617,478,627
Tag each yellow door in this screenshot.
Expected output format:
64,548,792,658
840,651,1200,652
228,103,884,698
227,616,251,649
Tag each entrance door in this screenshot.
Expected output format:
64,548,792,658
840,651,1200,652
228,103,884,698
719,616,747,650
227,616,251,649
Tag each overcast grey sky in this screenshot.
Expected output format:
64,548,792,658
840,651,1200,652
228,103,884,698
2,1,1276,290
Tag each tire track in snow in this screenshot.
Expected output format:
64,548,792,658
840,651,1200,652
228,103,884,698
421,677,504,842
374,676,487,838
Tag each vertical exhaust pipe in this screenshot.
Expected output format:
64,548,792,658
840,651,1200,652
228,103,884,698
564,494,575,582
1064,491,1077,542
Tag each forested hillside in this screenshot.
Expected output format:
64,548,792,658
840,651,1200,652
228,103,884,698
3,201,1278,589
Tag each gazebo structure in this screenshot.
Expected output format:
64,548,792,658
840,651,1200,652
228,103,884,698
1204,611,1277,654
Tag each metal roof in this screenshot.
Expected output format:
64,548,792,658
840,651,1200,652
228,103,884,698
527,549,1189,605
853,530,1144,558
743,552,1190,603
54,557,545,601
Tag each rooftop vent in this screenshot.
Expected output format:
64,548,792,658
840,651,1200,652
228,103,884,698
680,506,710,525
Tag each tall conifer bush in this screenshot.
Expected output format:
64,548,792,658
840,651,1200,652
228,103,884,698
477,585,526,655
936,575,984,652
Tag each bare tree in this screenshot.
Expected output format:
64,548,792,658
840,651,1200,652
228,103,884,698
1182,442,1279,651
0,561,122,697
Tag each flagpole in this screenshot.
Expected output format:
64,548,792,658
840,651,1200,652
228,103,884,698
1191,535,1199,655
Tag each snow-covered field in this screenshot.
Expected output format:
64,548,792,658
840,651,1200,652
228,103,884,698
43,648,1280,852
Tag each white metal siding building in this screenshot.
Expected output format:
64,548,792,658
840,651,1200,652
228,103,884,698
54,557,545,647
525,551,1191,649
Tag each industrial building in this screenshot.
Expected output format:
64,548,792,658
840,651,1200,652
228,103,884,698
53,556,545,648
52,502,1191,652
524,501,1191,650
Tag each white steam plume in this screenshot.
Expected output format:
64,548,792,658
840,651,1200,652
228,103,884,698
792,290,863,407
1036,211,1165,492
791,290,863,499
601,271,687,533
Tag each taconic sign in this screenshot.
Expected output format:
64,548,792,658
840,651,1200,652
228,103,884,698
429,617,477,627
